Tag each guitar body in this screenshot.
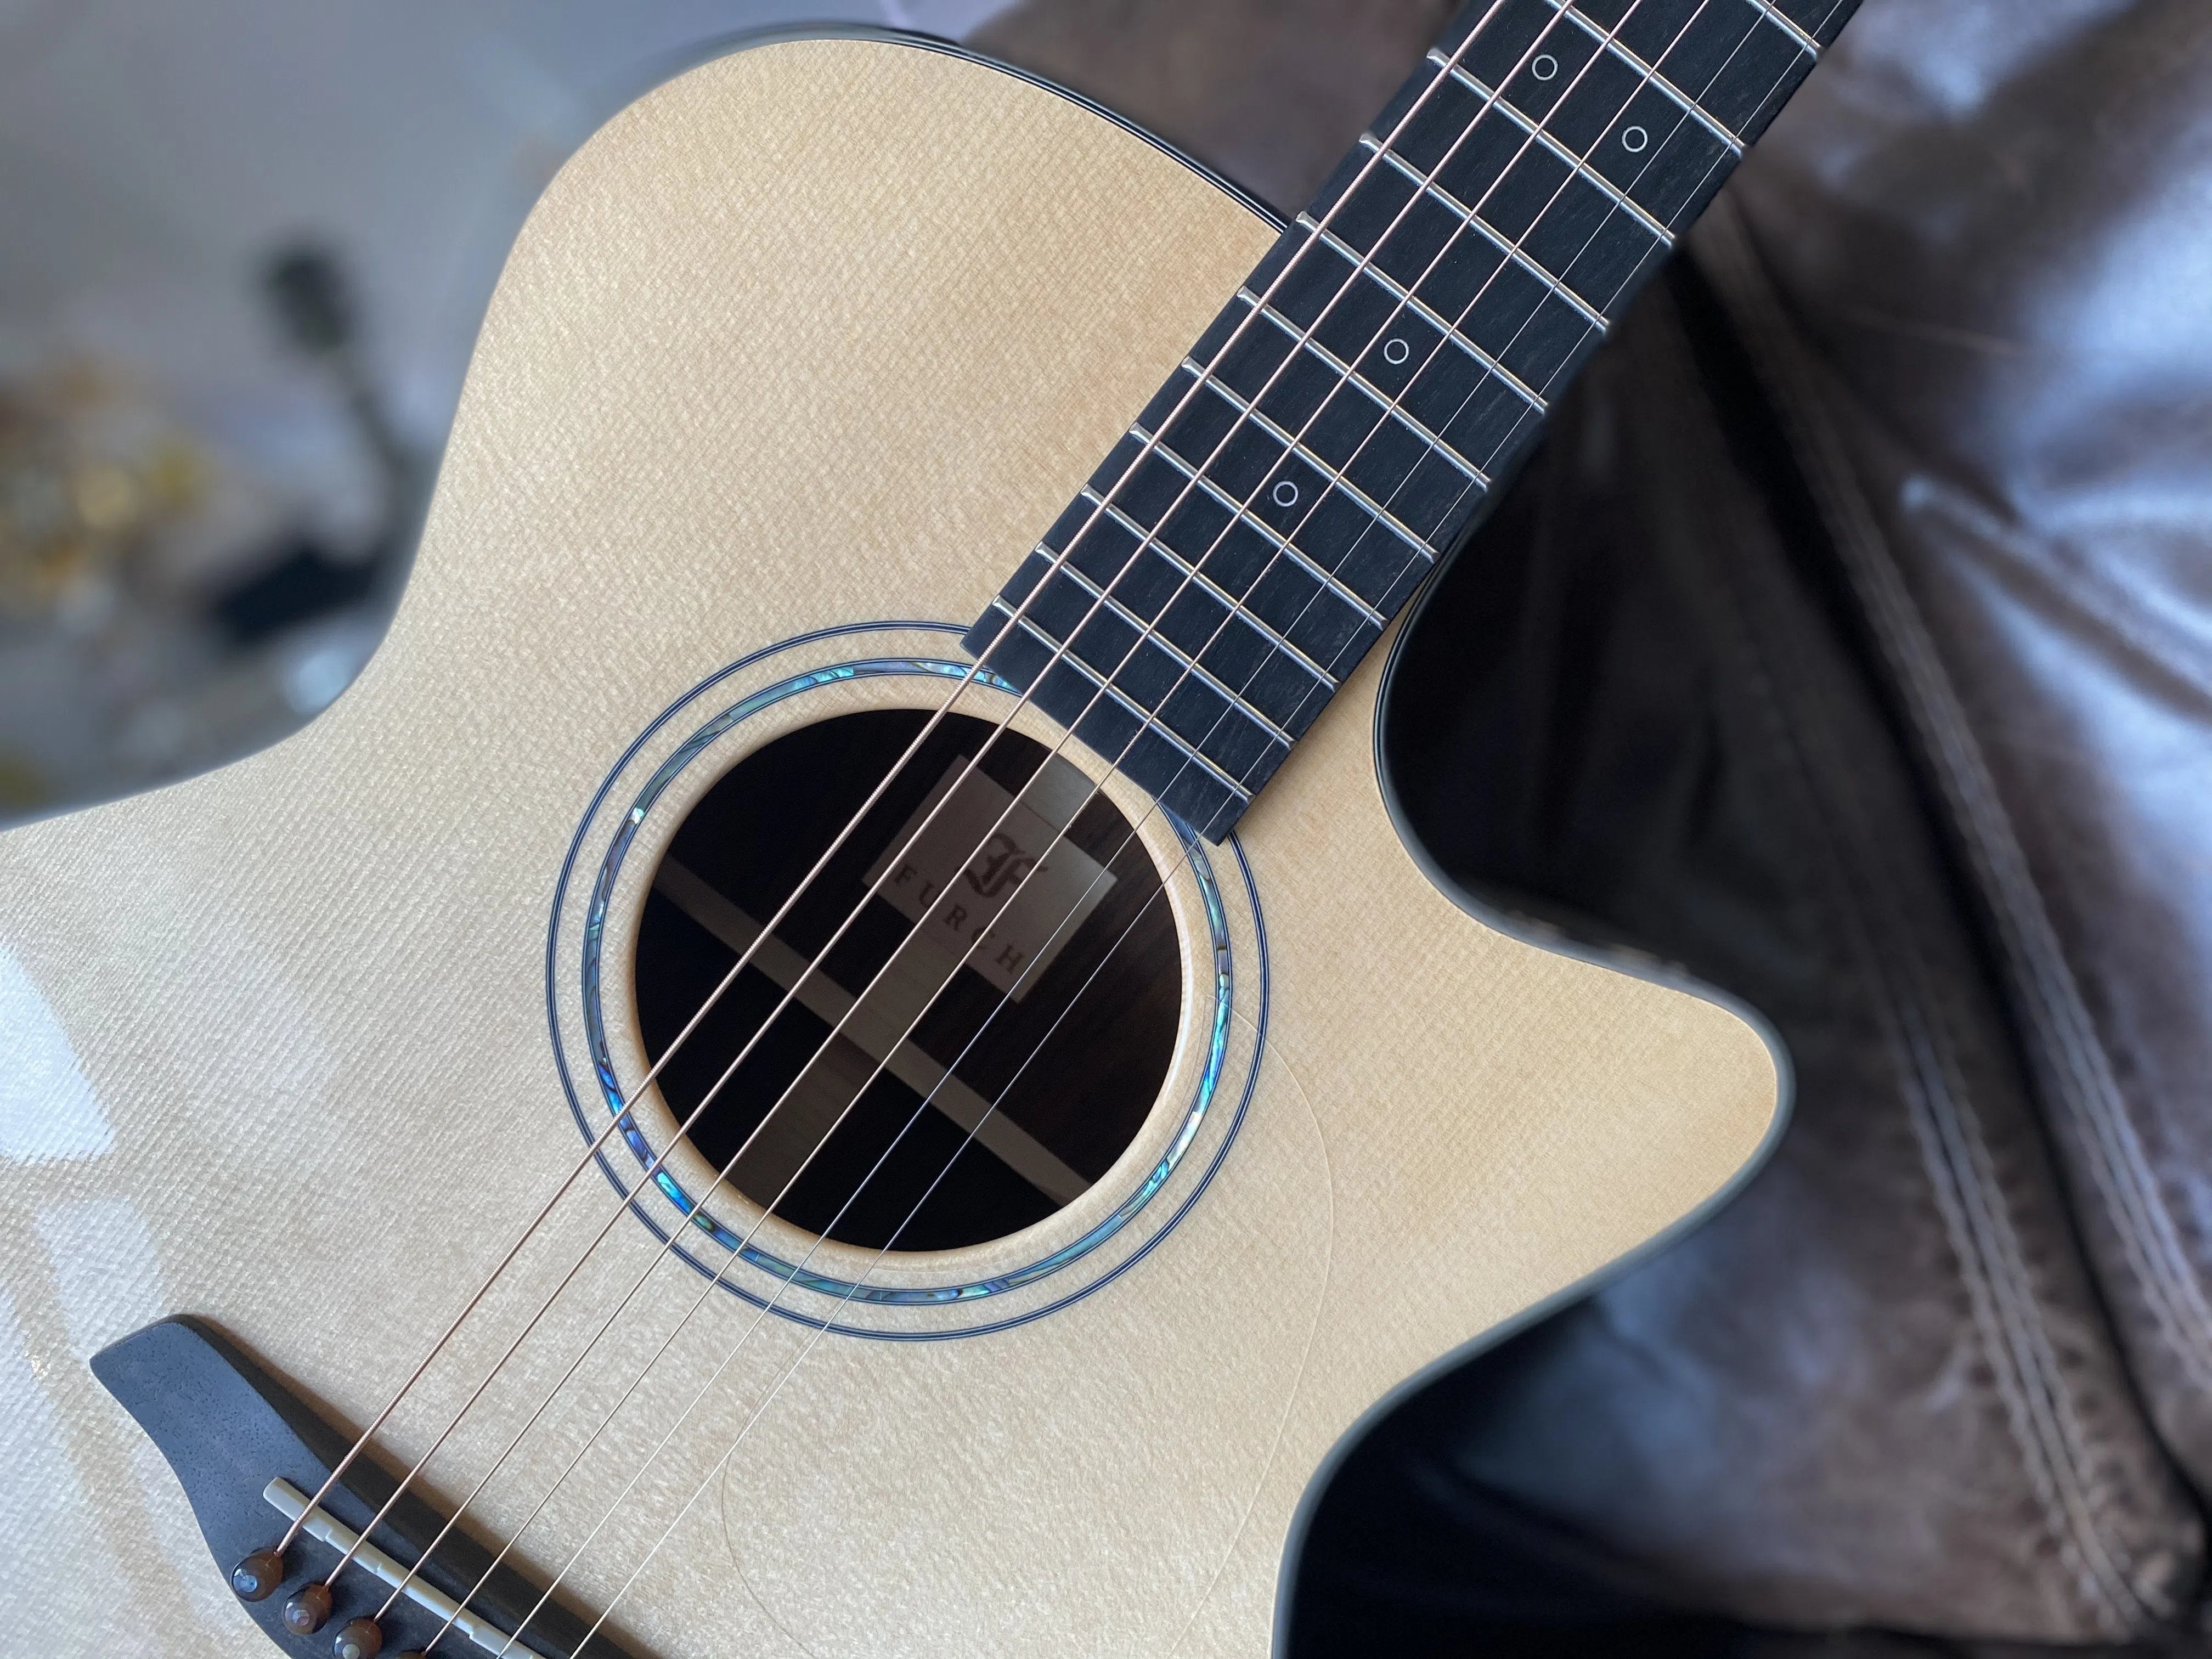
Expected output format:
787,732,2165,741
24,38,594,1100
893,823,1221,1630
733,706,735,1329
0,35,1782,1658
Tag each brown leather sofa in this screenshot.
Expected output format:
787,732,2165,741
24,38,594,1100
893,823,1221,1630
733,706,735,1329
977,1,2212,1649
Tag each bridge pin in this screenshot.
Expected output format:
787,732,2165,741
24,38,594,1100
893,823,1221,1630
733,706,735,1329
230,1548,284,1601
332,1616,383,1659
281,1582,333,1634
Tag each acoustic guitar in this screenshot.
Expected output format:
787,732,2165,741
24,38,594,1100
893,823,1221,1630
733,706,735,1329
0,4,1855,1655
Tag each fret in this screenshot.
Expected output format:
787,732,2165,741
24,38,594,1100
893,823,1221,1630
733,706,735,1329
1297,183,1599,399
1092,483,1375,684
1180,352,1480,570
1186,261,1542,558
1024,498,1345,737
1007,424,1387,702
984,595,1290,790
1249,227,1545,418
1401,15,1741,233
1544,2,1750,150
1433,0,1780,149
995,560,1300,748
980,606,1263,825
967,0,1859,838
1359,129,1668,320
1220,313,1488,494
1736,0,1821,58
978,560,1331,834
1206,324,1493,552
1784,0,1858,47
1147,374,1441,577
1415,55,1674,247
1316,147,1607,337
1000,569,1332,756
1050,484,1345,701
1136,427,1430,626
1084,427,1390,634
1559,0,1816,143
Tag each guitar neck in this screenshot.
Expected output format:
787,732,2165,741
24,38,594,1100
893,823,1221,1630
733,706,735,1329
966,0,1860,840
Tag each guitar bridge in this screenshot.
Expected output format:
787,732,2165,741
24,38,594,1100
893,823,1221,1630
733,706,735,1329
91,1317,645,1659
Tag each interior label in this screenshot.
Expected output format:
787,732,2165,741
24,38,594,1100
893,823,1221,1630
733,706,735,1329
866,756,1115,1000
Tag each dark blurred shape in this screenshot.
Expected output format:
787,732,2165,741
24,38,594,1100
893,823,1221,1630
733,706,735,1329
262,244,415,496
265,246,354,357
208,245,417,648
209,532,387,647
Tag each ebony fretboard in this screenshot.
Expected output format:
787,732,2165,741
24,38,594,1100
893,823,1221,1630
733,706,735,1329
965,0,1858,840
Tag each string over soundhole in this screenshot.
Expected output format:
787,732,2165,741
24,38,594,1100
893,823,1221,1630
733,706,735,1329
631,708,1182,1253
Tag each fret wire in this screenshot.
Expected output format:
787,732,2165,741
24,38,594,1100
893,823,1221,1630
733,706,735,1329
1523,25,1737,241
1340,0,1818,619
989,605,1259,799
1293,216,1553,410
1015,562,1306,747
1248,0,1752,679
1590,0,1793,121
498,23,1872,1654
1541,2,1748,152
1423,54,1678,247
1218,0,1717,724
1356,137,1618,326
1093,0,1656,685
1261,0,1756,555
1205,329,1489,489
1124,449,1392,627
1731,0,1821,57
940,0,1550,840
974,0,1753,842
962,0,1563,787
1073,487,1347,686
1139,393,1441,573
1637,0,1802,149
1046,0,1660,756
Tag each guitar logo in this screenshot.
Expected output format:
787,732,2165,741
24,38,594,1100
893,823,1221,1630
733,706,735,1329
964,834,1038,899
866,758,1115,999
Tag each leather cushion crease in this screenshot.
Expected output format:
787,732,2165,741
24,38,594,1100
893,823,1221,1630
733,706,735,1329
974,0,2212,1649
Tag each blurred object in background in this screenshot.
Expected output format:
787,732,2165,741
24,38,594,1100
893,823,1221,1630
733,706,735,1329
0,249,404,819
0,0,1011,827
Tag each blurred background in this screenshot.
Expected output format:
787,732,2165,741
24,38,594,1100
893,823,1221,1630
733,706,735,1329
0,0,1012,826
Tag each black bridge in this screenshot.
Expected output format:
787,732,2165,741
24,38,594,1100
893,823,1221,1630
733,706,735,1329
93,1318,643,1659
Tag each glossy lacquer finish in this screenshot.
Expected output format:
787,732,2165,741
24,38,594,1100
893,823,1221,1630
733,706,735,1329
0,36,1779,1657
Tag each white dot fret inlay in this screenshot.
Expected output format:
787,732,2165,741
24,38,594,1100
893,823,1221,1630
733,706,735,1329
1531,53,1560,81
1271,480,1301,509
1621,125,1650,153
1383,337,1411,365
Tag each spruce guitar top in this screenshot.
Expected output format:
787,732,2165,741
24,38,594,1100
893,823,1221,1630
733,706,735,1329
0,4,1854,1654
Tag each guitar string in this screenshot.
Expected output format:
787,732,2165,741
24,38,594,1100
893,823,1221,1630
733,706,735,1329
489,881,1183,1659
318,0,1536,1588
280,0,1527,1576
509,10,1808,1651
327,0,1778,1628
368,715,1180,1627
396,0,1734,1645
434,9,1779,1644
409,794,1174,1652
316,0,1748,1615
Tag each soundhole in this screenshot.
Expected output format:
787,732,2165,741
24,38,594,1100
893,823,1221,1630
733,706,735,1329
632,709,1181,1254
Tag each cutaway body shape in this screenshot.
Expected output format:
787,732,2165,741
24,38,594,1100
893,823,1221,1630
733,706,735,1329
0,34,1780,1659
